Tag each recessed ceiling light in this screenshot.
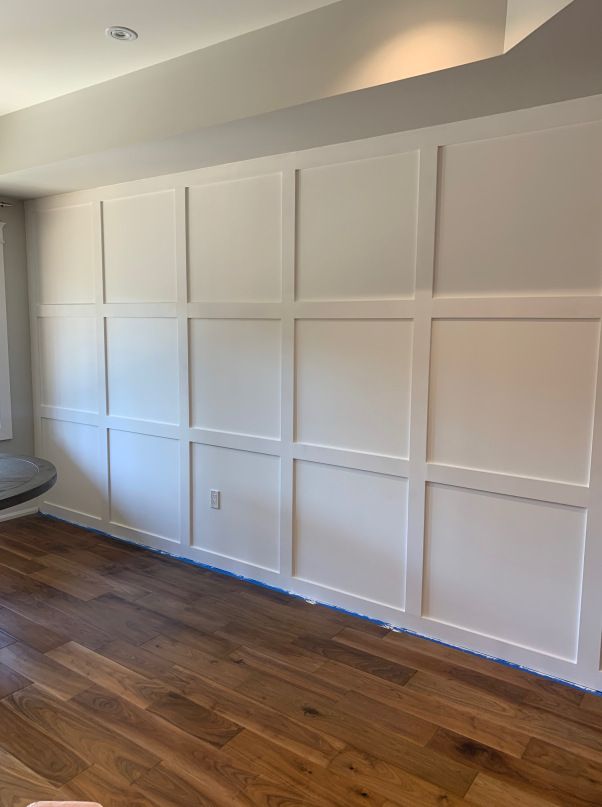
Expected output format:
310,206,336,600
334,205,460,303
106,26,138,42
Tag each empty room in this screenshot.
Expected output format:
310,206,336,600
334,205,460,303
0,1,601,805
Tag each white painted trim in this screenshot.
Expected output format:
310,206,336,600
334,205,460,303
0,505,38,523
28,93,602,691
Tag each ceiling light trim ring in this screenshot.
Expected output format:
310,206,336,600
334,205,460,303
106,26,138,42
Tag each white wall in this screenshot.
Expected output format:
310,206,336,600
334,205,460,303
25,94,602,691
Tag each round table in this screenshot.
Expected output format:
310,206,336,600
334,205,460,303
0,454,57,511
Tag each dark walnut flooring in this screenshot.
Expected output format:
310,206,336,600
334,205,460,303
0,515,599,806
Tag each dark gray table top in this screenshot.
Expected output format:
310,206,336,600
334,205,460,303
0,454,57,511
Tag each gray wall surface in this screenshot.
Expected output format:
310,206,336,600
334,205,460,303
1,201,34,456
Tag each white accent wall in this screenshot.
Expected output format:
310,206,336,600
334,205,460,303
26,95,602,691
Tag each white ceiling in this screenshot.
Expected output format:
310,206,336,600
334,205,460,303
0,0,340,115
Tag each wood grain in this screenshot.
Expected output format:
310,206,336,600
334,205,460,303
0,513,599,806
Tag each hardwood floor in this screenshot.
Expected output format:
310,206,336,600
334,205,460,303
0,514,599,806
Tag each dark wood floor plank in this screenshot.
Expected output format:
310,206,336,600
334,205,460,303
146,619,238,660
147,690,243,747
45,591,164,646
405,669,518,718
0,641,90,699
71,686,270,803
216,622,326,672
335,628,565,712
581,693,602,713
142,633,252,688
0,532,49,559
465,773,557,806
0,602,68,651
32,564,113,601
186,675,346,765
0,658,31,698
0,699,88,785
407,669,602,762
0,519,70,554
522,737,602,804
59,764,158,807
0,513,598,806
94,638,236,701
47,640,166,708
0,592,112,649
96,638,178,678
132,761,250,807
238,668,435,747
381,630,584,707
5,684,160,786
428,728,597,807
228,644,341,702
329,746,468,806
0,546,45,575
38,551,149,601
312,658,529,757
227,589,344,640
0,746,62,807
225,729,398,807
0,628,15,648
294,633,416,685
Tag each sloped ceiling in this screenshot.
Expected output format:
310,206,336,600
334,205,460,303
1,0,593,199
0,0,341,115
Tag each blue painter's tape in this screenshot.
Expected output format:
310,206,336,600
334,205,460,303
41,511,602,698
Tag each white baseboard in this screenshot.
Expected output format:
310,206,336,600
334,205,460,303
0,505,39,523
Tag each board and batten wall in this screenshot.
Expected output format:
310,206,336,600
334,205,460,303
25,94,602,690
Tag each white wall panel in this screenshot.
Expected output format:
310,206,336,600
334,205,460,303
295,319,412,456
27,95,602,691
423,484,586,660
39,316,97,412
103,191,177,303
109,429,179,541
41,418,102,518
428,319,599,484
106,317,179,424
296,152,418,300
36,204,94,304
435,122,602,297
294,461,407,608
192,443,280,571
188,174,282,302
189,318,281,437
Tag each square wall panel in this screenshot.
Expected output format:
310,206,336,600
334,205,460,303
190,318,281,438
36,205,95,304
109,430,179,541
435,122,602,297
39,317,97,412
41,418,103,518
295,319,412,457
423,484,586,660
428,319,599,484
188,174,282,302
192,443,280,571
106,317,179,424
294,461,407,608
103,191,177,303
296,152,418,300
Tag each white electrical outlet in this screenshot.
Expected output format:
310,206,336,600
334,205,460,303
210,489,221,509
